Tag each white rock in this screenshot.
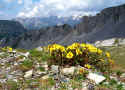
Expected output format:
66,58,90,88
87,73,106,84
36,47,43,51
0,79,6,83
43,64,48,71
14,62,18,66
61,67,76,75
41,75,49,80
121,73,125,78
82,82,88,87
20,52,30,57
24,70,33,78
81,87,88,90
51,65,59,73
13,79,18,82
36,70,46,75
110,76,118,81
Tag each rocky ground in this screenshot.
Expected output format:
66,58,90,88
0,47,125,90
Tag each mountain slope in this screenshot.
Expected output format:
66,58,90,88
0,20,27,47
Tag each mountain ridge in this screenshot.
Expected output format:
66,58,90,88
13,16,82,30
0,4,125,49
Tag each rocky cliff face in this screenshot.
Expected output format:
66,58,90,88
1,4,125,49
61,4,125,44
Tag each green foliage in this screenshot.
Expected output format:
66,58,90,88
47,78,55,86
41,52,51,62
6,80,18,90
0,53,9,59
109,79,117,86
29,49,51,63
20,59,33,71
16,48,28,53
39,67,45,72
116,70,123,77
30,49,42,57
116,84,124,90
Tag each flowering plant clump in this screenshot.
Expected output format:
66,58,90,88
0,46,13,52
44,43,114,72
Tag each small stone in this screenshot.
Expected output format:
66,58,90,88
61,67,76,75
82,82,88,87
7,75,14,79
36,47,43,51
20,52,30,57
24,70,33,78
121,73,125,78
51,65,59,73
110,76,118,81
0,79,6,83
81,87,88,90
13,79,18,82
14,62,18,66
41,75,49,80
51,86,55,90
43,64,48,71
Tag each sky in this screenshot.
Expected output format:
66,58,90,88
0,0,125,20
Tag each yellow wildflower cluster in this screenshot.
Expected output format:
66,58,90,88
85,44,102,54
46,43,114,71
47,44,65,54
84,64,91,69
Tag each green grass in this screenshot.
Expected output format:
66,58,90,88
100,45,125,70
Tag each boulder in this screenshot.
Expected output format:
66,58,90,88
87,73,106,84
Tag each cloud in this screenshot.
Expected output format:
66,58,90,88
16,0,125,18
18,0,23,4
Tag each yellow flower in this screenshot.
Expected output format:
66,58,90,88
76,49,82,55
79,68,85,74
60,46,65,52
109,59,114,65
80,43,86,47
106,52,110,58
8,47,13,52
66,51,73,59
85,64,91,69
97,49,103,54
